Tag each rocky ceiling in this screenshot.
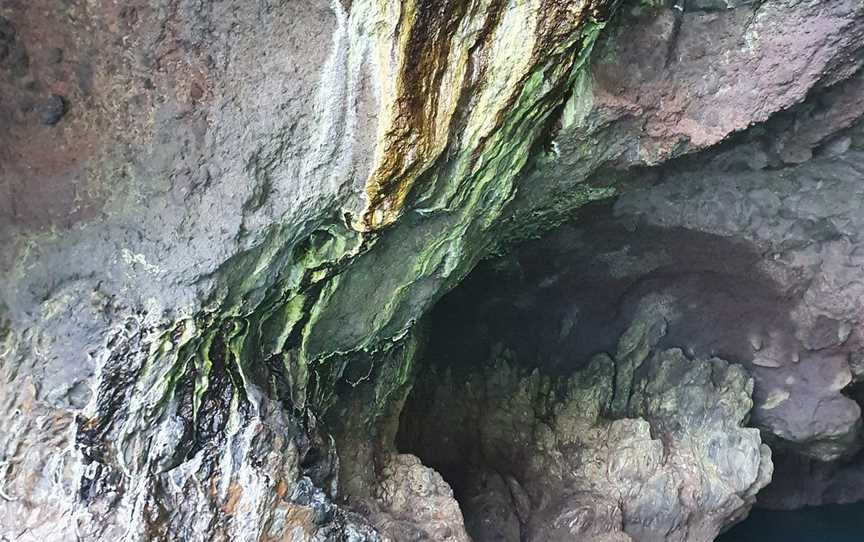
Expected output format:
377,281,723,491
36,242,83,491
1,1,863,541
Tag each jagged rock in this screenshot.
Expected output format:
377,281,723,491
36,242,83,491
424,106,864,510
400,316,771,541
0,0,863,539
368,454,470,542
613,138,864,462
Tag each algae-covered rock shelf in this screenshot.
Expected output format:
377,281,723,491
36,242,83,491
1,0,863,540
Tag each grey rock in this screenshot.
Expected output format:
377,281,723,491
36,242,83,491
38,94,66,125
401,318,771,542
805,315,851,351
0,0,863,539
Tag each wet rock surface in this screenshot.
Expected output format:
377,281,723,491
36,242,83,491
0,0,863,540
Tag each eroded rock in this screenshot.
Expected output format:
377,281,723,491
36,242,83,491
1,0,863,539
400,315,772,541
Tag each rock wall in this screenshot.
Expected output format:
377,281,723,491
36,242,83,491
1,0,863,540
409,110,864,525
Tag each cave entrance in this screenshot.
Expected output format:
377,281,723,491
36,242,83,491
396,201,793,541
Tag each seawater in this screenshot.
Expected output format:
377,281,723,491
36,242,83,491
718,503,864,542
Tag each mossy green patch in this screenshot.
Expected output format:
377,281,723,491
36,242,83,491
106,5,624,450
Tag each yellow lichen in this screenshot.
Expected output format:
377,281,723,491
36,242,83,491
351,0,610,231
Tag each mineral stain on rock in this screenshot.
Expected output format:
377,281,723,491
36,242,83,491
1,0,864,541
354,0,614,231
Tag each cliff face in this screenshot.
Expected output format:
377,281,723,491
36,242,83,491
1,1,863,541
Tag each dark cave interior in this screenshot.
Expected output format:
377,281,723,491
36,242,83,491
396,199,864,541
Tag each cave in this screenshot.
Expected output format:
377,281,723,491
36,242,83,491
3,1,864,541
396,207,772,541
395,131,864,541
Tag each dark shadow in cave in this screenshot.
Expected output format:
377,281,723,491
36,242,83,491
416,200,796,376
396,200,804,541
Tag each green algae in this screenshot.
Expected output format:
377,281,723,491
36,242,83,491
106,7,624,456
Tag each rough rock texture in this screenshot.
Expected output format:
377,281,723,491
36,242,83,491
365,454,471,542
1,0,863,540
0,0,616,538
614,152,864,463
420,112,864,515
499,0,864,241
434,130,864,462
611,119,864,508
400,314,772,542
